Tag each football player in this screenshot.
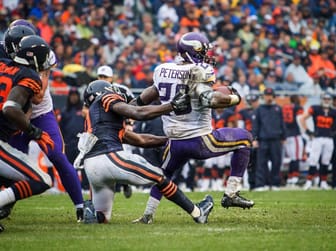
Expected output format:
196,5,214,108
5,20,85,222
80,80,214,224
0,35,54,230
300,92,336,190
132,31,254,224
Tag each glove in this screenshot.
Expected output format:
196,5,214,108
227,86,242,106
170,90,191,115
73,152,85,169
26,124,54,154
306,129,314,137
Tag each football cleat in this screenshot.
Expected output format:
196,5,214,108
221,191,254,209
83,200,98,224
193,194,214,224
76,208,84,223
0,202,15,220
132,214,153,224
123,185,132,199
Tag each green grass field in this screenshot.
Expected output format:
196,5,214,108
1,190,335,251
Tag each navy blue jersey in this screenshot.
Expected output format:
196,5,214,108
282,103,303,137
0,58,42,141
0,41,9,59
85,91,127,158
211,108,236,129
237,107,255,132
308,105,336,137
253,104,286,140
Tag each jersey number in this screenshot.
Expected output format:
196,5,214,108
158,82,189,101
0,76,13,109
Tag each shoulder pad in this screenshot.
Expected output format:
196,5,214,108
190,64,216,84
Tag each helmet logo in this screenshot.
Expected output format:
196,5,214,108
180,36,202,51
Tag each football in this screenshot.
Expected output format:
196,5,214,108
213,85,232,95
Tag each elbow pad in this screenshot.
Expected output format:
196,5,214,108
199,90,214,107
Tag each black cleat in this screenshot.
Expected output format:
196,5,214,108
0,202,15,220
123,185,132,199
76,208,84,223
221,191,254,209
194,194,214,224
132,214,153,224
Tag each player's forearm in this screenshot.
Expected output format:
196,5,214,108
131,104,172,120
3,106,31,132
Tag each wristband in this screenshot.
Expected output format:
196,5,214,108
228,95,240,105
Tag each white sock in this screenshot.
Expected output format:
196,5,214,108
0,188,15,207
144,196,160,215
190,205,201,218
75,203,84,209
225,176,242,197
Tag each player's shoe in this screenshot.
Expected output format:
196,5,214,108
83,200,98,224
320,181,331,190
76,208,84,223
123,185,132,199
0,223,4,233
193,194,214,224
221,191,254,209
0,202,15,220
132,214,153,224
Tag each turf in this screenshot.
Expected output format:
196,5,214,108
1,191,335,251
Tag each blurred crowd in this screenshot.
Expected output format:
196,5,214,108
0,0,335,97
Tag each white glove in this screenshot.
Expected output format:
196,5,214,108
73,132,98,170
77,132,98,153
73,152,85,169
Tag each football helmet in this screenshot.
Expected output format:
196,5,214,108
9,19,38,34
4,25,36,59
84,80,115,107
177,32,214,64
13,35,51,72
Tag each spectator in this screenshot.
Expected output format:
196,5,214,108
284,53,314,88
50,70,69,95
157,0,179,32
59,88,85,164
231,73,250,98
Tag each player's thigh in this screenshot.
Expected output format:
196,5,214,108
84,152,163,187
308,138,323,166
321,138,334,165
0,140,51,184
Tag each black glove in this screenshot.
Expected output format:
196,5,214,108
26,124,55,154
26,124,42,139
227,86,242,105
306,129,314,137
171,91,191,115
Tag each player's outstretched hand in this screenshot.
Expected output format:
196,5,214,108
227,86,242,105
27,124,55,154
171,90,191,115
